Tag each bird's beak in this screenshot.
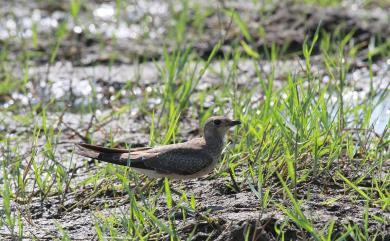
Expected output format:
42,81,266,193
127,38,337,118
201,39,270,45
229,120,241,126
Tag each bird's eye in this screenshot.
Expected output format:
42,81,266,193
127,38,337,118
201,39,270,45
213,120,222,126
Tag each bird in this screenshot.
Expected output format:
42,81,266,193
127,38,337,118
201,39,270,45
76,116,241,179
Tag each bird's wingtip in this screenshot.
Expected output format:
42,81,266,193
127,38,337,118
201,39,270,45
76,142,92,148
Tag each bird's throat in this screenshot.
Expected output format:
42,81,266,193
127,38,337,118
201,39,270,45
204,131,224,158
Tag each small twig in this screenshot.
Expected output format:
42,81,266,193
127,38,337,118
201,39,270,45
91,115,114,133
84,113,96,138
62,122,89,142
55,104,70,131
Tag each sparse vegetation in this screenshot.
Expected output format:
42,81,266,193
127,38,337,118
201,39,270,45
0,0,389,240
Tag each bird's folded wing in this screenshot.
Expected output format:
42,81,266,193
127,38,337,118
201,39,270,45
76,143,213,175
141,149,213,175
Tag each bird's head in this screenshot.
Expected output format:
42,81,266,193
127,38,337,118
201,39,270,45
203,116,241,143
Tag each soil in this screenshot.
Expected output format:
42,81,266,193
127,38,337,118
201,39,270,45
0,0,389,240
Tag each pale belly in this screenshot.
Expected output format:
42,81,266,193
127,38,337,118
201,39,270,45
131,158,218,180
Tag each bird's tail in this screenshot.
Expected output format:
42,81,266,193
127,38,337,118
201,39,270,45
76,143,130,166
77,143,130,153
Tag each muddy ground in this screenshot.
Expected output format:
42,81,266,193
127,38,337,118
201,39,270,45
0,0,389,240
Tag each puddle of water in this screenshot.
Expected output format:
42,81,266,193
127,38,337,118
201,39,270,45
370,94,390,135
0,0,171,44
1,59,388,123
326,97,388,137
93,3,115,20
324,60,389,135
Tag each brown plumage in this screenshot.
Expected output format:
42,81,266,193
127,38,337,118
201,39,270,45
76,116,240,179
